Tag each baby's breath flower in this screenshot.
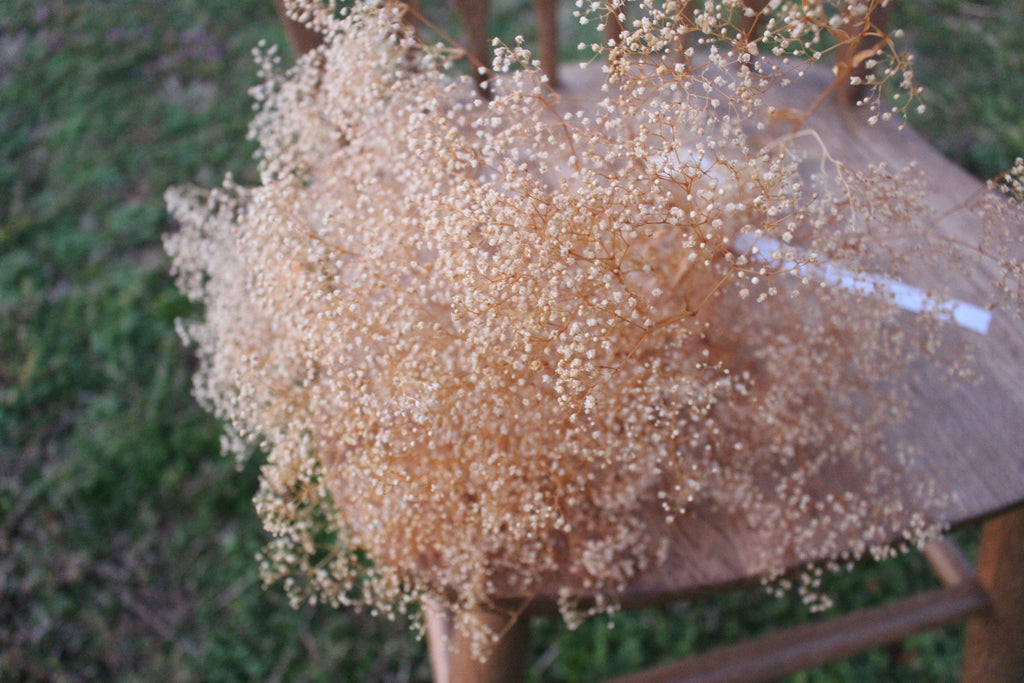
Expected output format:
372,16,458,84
165,0,1024,655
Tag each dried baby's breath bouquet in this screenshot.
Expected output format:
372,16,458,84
166,0,1024,646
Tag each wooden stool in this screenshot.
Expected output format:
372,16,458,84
271,3,1024,680
420,58,1024,681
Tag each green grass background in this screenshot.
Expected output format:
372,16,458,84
1,1,1021,680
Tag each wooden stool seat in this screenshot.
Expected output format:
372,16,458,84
431,53,1024,607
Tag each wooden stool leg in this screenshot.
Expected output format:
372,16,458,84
534,0,559,88
273,0,324,57
962,507,1024,683
454,0,491,94
836,1,894,105
425,601,530,683
741,0,771,40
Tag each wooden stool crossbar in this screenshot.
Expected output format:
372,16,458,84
604,538,992,683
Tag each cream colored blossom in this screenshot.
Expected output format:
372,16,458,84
166,0,1024,650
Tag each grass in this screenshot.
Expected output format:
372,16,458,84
1,1,1021,680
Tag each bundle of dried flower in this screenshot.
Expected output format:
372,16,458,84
165,0,1024,652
